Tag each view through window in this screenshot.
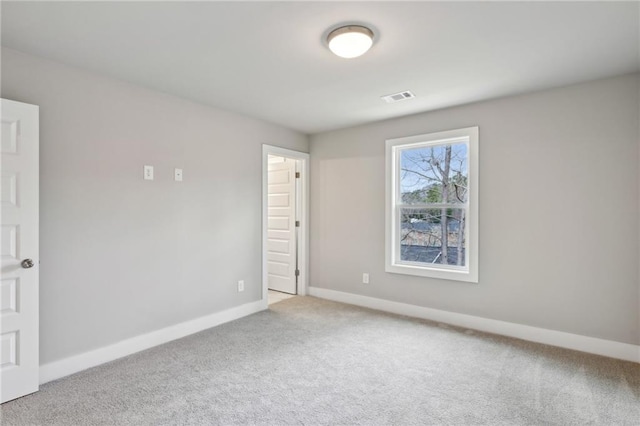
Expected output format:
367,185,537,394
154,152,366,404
399,142,468,267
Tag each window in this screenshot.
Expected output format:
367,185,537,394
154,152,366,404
385,127,478,282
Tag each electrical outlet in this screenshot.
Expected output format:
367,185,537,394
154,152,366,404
362,273,369,284
237,280,245,292
143,165,154,180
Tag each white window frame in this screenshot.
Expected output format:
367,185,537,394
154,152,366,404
385,127,479,283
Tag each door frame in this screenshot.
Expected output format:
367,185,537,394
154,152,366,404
262,145,309,304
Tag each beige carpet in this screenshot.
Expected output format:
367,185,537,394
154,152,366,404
2,296,639,425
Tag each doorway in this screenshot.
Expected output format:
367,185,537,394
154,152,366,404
262,145,309,306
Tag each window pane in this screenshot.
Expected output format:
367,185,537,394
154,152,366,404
400,208,466,267
400,143,468,204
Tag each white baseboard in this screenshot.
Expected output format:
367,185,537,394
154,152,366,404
40,299,268,384
308,287,640,363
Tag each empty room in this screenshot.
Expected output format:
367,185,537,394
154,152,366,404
0,1,639,425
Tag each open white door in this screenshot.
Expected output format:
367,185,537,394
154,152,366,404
1,99,39,403
267,156,297,294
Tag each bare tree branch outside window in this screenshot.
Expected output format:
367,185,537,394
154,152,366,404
399,143,468,267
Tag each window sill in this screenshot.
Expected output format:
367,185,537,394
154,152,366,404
385,262,478,283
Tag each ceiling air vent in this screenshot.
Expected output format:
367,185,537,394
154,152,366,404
381,91,415,103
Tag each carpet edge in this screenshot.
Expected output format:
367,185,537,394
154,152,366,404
39,299,267,384
308,287,640,363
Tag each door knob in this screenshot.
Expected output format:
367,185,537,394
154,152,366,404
21,259,34,269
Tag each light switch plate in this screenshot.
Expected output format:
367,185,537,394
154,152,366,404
174,168,183,182
143,165,154,180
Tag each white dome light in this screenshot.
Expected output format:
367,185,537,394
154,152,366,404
327,25,374,59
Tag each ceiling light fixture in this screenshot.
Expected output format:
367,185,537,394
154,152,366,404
327,25,374,59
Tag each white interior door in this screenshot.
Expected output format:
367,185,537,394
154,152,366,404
1,99,39,403
267,156,297,294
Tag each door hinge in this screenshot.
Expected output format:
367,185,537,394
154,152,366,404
295,269,300,277
295,172,300,178
295,220,300,227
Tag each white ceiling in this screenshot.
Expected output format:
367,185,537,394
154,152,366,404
2,2,639,134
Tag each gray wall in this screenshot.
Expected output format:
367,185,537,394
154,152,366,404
310,74,640,345
1,48,309,364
